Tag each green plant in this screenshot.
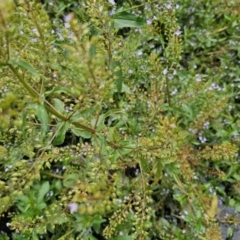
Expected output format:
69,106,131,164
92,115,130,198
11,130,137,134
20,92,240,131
0,0,239,239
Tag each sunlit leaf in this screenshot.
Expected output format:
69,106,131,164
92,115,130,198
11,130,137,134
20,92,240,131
36,103,49,136
53,121,70,145
206,195,218,219
153,161,163,184
113,12,146,28
91,114,105,131
71,128,92,138
38,181,50,203
63,174,80,188
43,86,73,96
52,98,65,114
9,59,39,76
112,236,134,240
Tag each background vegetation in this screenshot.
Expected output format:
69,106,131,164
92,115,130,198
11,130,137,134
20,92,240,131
0,0,240,239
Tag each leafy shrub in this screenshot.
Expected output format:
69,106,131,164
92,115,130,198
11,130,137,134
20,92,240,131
0,0,239,239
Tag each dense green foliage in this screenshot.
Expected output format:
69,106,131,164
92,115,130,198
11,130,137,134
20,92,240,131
0,0,240,239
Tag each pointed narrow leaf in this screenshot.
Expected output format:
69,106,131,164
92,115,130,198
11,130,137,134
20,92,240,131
91,114,105,131
113,12,145,28
43,86,73,97
63,174,80,188
112,236,134,240
38,181,50,203
53,98,65,113
140,157,150,174
153,161,163,184
36,103,49,136
9,59,39,76
53,121,70,145
71,128,92,139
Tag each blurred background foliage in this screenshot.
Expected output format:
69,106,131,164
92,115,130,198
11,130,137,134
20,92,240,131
0,0,240,239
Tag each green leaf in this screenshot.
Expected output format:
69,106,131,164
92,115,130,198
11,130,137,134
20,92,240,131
63,173,80,188
92,218,106,234
227,227,234,238
113,83,131,93
118,141,135,155
0,234,9,240
113,12,146,28
52,98,65,114
112,236,134,240
37,202,47,210
91,114,105,131
9,59,39,76
52,215,69,224
36,103,49,136
153,161,163,184
43,86,73,97
37,181,50,203
107,127,117,142
32,231,39,240
111,150,121,162
88,236,98,240
140,157,150,174
53,121,70,145
71,128,92,139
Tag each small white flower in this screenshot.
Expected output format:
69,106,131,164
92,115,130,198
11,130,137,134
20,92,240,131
136,50,143,56
196,74,201,82
64,23,70,29
32,28,39,35
166,3,172,9
124,196,130,200
171,89,178,95
147,18,152,25
64,13,74,23
163,69,168,75
203,121,209,129
175,29,181,36
199,136,207,144
68,203,79,213
108,0,116,5
31,38,38,43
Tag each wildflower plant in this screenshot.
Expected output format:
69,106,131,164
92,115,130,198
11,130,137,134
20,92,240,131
0,0,239,239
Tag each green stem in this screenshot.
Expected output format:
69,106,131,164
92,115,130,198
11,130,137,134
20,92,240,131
9,64,96,134
57,229,75,240
41,170,64,179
